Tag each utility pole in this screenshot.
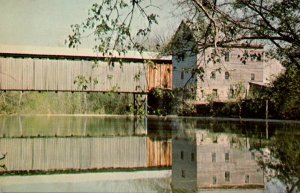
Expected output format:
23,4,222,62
265,99,269,140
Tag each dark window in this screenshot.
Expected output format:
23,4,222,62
229,88,235,98
225,152,230,162
210,71,216,79
225,171,230,182
256,53,262,61
212,89,218,97
177,53,185,61
225,51,230,62
251,73,255,80
191,153,195,162
212,152,216,162
251,152,255,160
245,175,250,183
201,90,204,98
225,71,230,80
181,170,185,178
181,71,184,80
213,176,217,184
213,137,218,143
181,151,184,160
212,48,217,55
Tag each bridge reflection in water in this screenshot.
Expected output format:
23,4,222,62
0,137,172,172
0,116,172,172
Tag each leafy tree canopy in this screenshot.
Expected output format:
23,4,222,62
67,0,159,55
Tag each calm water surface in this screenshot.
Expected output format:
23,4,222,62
0,115,299,193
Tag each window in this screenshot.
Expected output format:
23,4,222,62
181,71,184,80
251,73,255,80
181,151,184,160
212,152,216,162
191,153,195,162
225,71,230,80
177,53,185,61
212,89,218,97
213,136,218,143
245,175,250,183
213,176,217,184
225,152,230,162
181,170,185,178
225,171,230,182
229,88,235,98
201,90,204,98
251,152,255,160
225,51,230,62
256,53,262,62
210,71,216,79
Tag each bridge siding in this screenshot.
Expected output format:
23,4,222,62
0,137,172,172
0,57,171,93
148,63,172,91
0,57,148,93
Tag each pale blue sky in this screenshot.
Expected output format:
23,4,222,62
0,0,181,48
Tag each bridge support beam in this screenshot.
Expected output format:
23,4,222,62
133,93,148,116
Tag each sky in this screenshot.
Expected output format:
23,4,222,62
0,0,182,48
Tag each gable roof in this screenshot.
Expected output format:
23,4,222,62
0,44,171,63
173,21,264,50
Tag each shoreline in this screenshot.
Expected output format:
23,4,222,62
0,113,299,123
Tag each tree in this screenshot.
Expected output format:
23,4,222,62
67,0,159,55
265,65,300,119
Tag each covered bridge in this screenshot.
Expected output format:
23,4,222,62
0,45,172,93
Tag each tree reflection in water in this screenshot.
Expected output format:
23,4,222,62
259,131,300,193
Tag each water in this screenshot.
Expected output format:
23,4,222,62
0,115,299,193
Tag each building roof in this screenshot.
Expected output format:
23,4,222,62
249,81,270,87
174,21,264,49
0,44,171,63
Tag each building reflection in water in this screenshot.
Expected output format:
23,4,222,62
172,128,264,193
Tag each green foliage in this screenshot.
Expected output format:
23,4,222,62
148,88,176,116
0,92,20,114
87,92,132,114
266,66,300,119
67,0,158,55
0,91,134,115
74,75,99,91
173,87,197,116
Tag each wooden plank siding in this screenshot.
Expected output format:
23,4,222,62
0,137,147,171
0,137,172,172
0,56,172,93
147,63,172,91
147,138,172,167
0,57,148,93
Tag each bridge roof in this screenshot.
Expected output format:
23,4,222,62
0,44,171,63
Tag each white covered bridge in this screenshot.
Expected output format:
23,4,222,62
0,45,172,93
